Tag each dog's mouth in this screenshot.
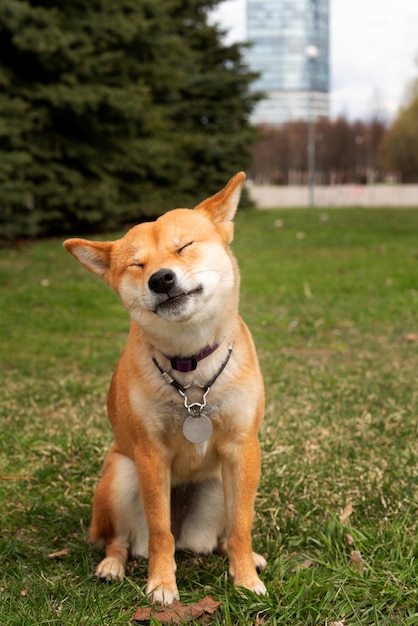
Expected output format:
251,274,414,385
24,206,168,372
156,287,203,313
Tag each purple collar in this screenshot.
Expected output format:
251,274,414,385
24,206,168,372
163,344,219,372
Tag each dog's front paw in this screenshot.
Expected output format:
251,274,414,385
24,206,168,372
233,570,267,596
252,551,267,571
235,574,267,596
249,576,267,595
146,579,179,605
95,556,125,581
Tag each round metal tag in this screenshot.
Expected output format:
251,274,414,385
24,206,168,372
183,414,213,444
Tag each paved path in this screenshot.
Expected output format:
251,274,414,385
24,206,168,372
248,184,418,208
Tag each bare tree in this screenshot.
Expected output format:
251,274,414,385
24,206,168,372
250,117,387,185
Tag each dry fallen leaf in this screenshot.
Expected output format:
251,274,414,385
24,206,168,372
403,333,418,343
345,533,355,546
292,558,314,573
350,550,366,573
48,549,70,559
339,502,353,526
132,596,222,624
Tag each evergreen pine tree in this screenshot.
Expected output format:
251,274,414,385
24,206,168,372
0,0,260,237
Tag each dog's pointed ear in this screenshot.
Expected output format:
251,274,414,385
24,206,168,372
194,171,246,224
64,238,113,276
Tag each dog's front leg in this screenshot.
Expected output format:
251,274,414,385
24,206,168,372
134,445,178,605
221,435,267,595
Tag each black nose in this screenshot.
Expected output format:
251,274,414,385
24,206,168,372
148,268,176,294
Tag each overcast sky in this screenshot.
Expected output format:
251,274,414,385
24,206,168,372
211,0,418,122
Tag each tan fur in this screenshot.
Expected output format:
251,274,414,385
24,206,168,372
64,172,267,604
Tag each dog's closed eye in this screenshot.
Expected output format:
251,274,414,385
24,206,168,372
177,242,194,255
129,262,145,269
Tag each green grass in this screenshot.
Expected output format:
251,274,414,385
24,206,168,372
1,208,417,625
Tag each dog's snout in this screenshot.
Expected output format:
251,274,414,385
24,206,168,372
148,268,176,294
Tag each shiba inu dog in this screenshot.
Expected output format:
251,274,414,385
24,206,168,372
64,172,267,605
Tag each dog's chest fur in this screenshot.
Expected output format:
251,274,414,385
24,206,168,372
147,395,223,483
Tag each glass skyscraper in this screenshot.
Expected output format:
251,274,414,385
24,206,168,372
247,0,329,125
